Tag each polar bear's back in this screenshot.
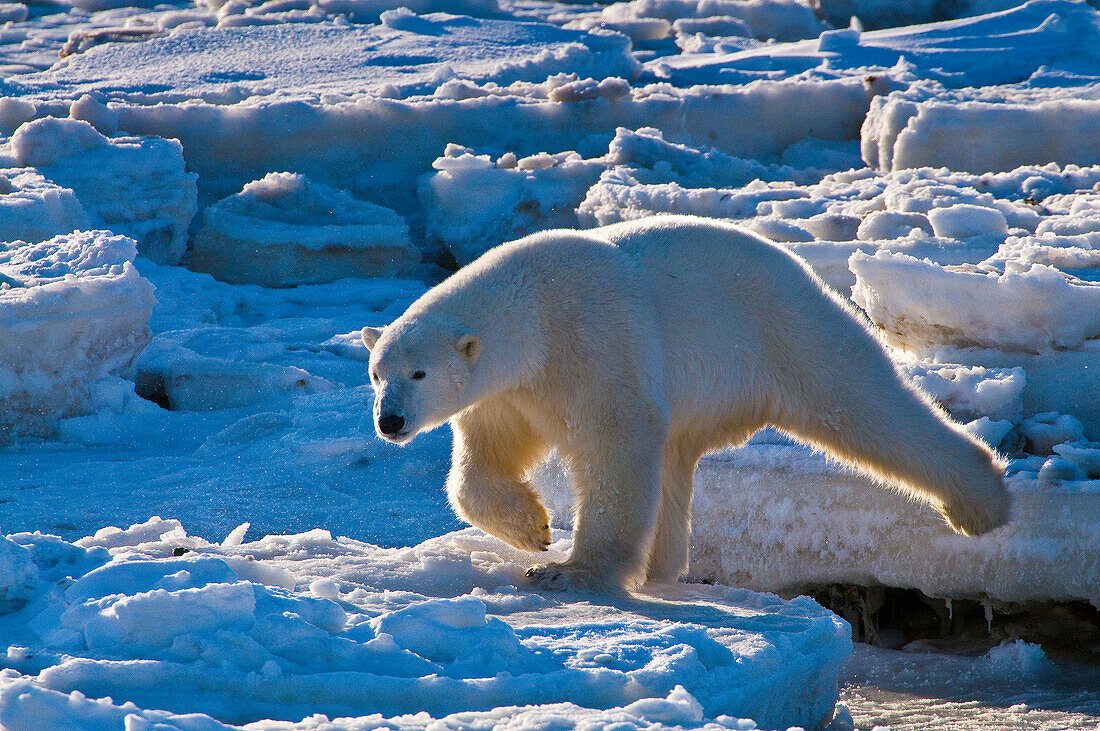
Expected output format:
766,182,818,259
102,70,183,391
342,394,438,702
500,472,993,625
592,216,875,418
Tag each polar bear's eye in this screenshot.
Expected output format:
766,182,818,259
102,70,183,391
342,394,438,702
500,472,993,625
371,371,379,384
411,370,426,380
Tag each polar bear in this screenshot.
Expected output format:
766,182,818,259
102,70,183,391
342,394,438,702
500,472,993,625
361,215,1010,592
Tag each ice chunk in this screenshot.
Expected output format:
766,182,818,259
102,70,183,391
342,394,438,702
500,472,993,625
421,127,791,263
927,204,1008,239
133,327,337,411
850,250,1100,354
857,210,933,240
965,416,1014,450
864,87,1100,173
1019,412,1086,456
421,148,605,265
191,172,418,287
1052,441,1100,479
0,231,155,438
567,0,826,44
0,169,90,244
978,640,1054,679
901,361,1025,423
5,118,197,265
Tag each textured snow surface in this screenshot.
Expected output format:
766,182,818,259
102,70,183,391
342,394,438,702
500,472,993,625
3,12,639,103
0,519,851,730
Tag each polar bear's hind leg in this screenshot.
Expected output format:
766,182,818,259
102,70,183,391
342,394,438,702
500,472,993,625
771,331,1010,536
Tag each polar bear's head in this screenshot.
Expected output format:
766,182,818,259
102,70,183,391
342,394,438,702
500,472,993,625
361,316,481,444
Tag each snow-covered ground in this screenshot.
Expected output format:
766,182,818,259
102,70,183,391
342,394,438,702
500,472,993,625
3,0,1100,727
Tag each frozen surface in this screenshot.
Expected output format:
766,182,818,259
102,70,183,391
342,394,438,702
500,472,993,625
4,0,1100,728
0,168,89,244
647,1,1100,88
420,126,809,263
0,262,464,544
0,230,154,438
850,250,1100,354
863,83,1100,173
0,519,851,730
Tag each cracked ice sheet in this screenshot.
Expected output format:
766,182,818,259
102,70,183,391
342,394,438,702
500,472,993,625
0,519,852,731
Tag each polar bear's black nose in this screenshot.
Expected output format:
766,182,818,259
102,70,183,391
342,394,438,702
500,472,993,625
379,414,405,435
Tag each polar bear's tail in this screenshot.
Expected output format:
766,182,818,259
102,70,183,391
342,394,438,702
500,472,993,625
768,294,1011,536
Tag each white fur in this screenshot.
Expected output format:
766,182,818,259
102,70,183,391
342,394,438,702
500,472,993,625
363,216,1011,592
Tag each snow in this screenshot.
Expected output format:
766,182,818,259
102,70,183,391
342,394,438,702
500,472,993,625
4,0,1100,727
648,1,1100,86
0,519,852,730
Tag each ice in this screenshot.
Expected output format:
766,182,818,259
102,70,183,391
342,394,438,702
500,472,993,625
5,0,1100,726
899,361,1024,424
191,172,419,287
926,204,1008,239
0,230,155,438
0,169,89,244
863,85,1100,173
3,117,197,264
565,0,826,45
1019,411,1086,456
850,251,1100,354
856,210,932,240
977,640,1054,679
0,521,852,730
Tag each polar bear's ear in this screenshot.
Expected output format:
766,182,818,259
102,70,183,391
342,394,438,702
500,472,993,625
361,326,384,350
455,333,481,362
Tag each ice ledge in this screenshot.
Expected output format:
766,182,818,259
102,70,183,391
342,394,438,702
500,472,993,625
689,444,1100,608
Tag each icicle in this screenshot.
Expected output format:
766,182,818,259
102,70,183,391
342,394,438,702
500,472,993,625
945,597,953,621
982,598,993,633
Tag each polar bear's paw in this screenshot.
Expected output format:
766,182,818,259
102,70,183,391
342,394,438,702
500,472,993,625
493,513,552,554
524,562,615,593
936,490,1011,536
477,496,551,553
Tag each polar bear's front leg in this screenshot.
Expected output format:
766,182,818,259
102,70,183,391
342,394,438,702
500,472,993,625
448,403,552,553
527,405,667,591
